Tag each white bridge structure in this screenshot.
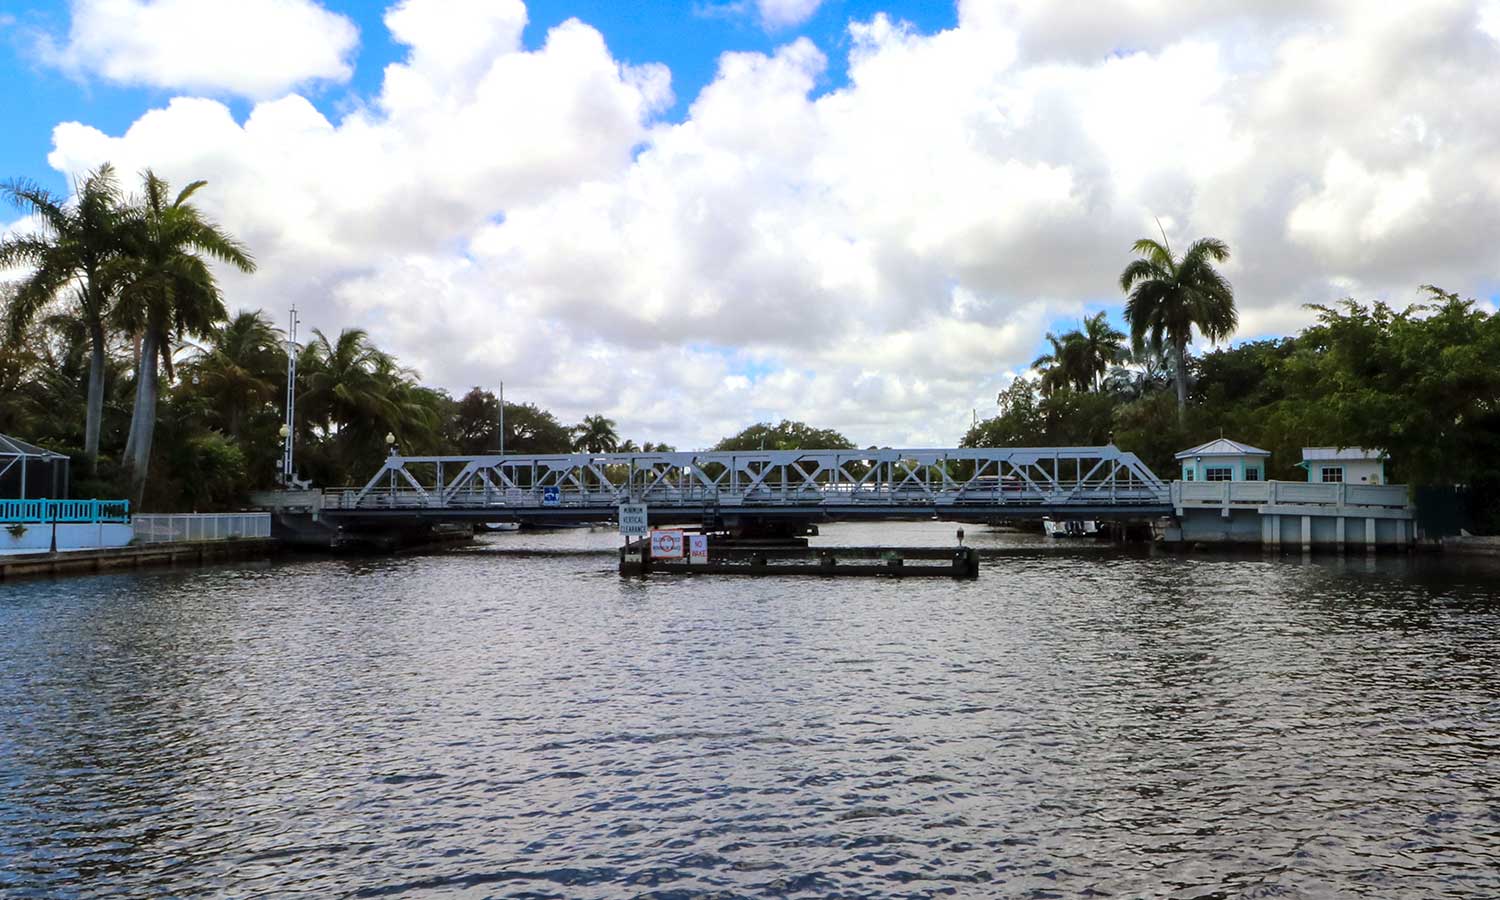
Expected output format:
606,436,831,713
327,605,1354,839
324,446,1173,526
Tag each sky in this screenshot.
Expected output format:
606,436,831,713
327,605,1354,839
3,0,1500,450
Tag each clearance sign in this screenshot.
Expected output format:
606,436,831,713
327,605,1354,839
649,530,685,559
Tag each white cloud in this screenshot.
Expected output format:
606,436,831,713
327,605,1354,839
39,0,359,98
758,0,824,30
36,0,1500,449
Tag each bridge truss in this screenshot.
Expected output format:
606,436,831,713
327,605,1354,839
332,446,1171,523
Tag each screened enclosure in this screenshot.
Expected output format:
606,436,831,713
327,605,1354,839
0,434,71,500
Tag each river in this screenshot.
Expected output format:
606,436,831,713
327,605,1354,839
2,522,1497,898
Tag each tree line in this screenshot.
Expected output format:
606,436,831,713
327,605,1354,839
6,164,1496,526
0,164,683,510
967,284,1500,530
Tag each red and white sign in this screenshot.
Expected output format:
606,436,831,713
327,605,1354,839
649,530,685,558
688,534,709,564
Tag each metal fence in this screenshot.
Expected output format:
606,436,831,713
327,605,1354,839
131,513,272,544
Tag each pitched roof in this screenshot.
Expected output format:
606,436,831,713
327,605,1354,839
1174,438,1271,459
1301,447,1386,462
0,433,68,460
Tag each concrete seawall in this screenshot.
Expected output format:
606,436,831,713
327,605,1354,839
0,538,280,581
1441,536,1500,556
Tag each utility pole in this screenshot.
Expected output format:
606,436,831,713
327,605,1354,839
281,307,300,487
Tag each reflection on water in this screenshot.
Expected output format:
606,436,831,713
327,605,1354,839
2,522,1498,898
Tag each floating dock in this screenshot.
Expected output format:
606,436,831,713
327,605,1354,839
620,541,979,579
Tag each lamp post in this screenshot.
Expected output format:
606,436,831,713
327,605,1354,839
281,307,301,487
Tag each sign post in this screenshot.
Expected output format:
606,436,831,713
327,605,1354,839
618,503,648,539
649,530,685,559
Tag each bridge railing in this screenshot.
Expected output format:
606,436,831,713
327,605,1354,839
1172,481,1410,509
340,446,1173,512
1,498,131,524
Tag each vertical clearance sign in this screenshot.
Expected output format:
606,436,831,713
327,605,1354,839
618,503,648,538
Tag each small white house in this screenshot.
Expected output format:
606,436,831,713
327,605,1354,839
1299,447,1387,485
1175,438,1271,482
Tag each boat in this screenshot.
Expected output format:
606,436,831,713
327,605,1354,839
1043,518,1099,538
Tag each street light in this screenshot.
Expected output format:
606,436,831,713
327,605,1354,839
385,432,397,455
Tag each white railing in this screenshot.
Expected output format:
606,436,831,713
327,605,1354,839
1172,481,1409,509
131,513,272,544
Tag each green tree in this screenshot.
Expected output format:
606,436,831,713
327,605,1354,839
451,387,501,454
572,414,620,453
112,170,255,503
1030,331,1083,396
713,420,855,451
502,402,574,454
179,310,283,439
965,378,1044,447
1120,234,1237,422
1077,311,1127,391
0,164,129,471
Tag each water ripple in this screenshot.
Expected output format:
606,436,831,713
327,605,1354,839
2,523,1498,898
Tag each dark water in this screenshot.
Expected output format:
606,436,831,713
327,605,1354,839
2,523,1498,899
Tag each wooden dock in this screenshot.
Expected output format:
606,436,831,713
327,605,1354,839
620,541,979,579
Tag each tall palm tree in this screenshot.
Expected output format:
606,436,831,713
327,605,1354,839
0,164,129,471
181,310,283,439
112,170,255,503
1077,312,1126,392
1031,331,1084,396
1120,234,1236,422
573,414,620,453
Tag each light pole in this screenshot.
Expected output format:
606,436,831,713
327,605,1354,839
498,380,505,456
281,307,301,487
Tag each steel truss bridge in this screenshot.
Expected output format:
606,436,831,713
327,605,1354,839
321,446,1173,527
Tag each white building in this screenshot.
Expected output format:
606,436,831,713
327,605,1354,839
1299,448,1387,485
1175,438,1271,482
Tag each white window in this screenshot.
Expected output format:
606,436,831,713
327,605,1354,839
1205,467,1234,482
1320,466,1344,483
1244,467,1261,481
1184,468,1195,481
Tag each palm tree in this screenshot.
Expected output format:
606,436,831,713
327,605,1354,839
181,310,283,439
1103,333,1173,399
1031,332,1084,396
1077,312,1126,392
0,164,129,471
298,328,393,438
112,170,255,503
1120,234,1236,422
572,414,620,453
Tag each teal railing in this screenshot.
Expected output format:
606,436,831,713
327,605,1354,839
0,499,131,524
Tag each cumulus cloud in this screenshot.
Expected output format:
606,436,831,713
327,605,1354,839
38,0,359,98
36,0,1500,448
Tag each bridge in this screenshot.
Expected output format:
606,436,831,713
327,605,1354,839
308,446,1173,531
